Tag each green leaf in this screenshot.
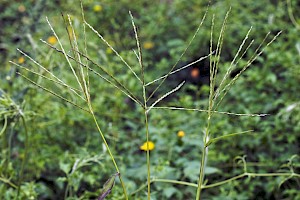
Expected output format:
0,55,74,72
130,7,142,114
205,166,220,175
59,162,71,175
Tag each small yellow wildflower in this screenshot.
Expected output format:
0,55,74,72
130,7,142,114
177,130,185,138
47,36,57,45
140,141,155,151
18,5,26,13
143,41,154,49
93,5,103,12
18,56,25,64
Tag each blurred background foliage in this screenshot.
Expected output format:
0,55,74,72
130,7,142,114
0,0,299,199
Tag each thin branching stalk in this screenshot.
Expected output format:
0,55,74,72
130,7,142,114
146,6,209,101
214,31,282,111
80,0,90,100
84,21,142,84
39,39,143,107
71,49,144,106
16,72,90,113
129,11,152,200
68,6,128,196
13,11,130,199
146,81,185,113
46,17,85,94
10,61,85,101
64,14,89,100
151,106,269,117
213,27,253,101
15,49,81,97
210,9,231,109
195,13,217,200
145,54,212,87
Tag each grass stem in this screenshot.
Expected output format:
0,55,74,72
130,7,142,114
89,107,128,199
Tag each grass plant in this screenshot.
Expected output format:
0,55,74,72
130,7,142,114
6,1,300,199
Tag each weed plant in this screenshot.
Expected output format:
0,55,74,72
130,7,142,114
2,1,300,199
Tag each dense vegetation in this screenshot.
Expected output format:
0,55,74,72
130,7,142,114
1,0,299,199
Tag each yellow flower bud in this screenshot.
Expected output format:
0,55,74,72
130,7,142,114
177,130,185,138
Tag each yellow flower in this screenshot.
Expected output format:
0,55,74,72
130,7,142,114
177,130,185,138
18,5,26,12
143,41,154,49
18,56,25,64
47,36,57,45
140,141,155,151
93,5,102,12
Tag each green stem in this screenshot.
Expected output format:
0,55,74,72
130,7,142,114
15,116,29,200
196,112,212,200
287,0,300,29
64,182,69,199
142,82,151,199
196,142,208,199
154,178,197,187
0,177,18,188
131,12,151,198
141,49,150,199
130,172,300,196
202,172,300,189
144,110,151,200
130,178,198,196
89,108,128,200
